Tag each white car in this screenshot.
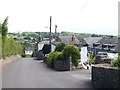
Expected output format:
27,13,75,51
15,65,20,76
97,52,118,60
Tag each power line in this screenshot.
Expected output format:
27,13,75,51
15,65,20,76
64,0,92,27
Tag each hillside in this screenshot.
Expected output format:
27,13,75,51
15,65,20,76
8,31,116,50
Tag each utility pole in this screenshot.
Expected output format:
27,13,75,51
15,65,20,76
55,24,57,40
50,16,52,51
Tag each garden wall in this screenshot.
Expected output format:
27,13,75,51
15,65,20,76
54,60,72,71
92,65,120,88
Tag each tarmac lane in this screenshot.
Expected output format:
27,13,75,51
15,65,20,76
2,58,94,88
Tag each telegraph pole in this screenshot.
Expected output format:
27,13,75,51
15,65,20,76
55,24,57,40
50,16,52,51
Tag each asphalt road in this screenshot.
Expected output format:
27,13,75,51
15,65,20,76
2,58,94,88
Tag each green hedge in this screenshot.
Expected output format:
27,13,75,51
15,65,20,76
62,45,80,67
2,37,23,59
0,35,2,59
47,51,56,68
47,51,64,68
47,44,80,68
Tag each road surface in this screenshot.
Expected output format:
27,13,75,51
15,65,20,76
2,58,93,88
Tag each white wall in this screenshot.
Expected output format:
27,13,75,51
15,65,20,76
51,44,56,52
38,44,44,51
25,51,33,55
81,47,87,63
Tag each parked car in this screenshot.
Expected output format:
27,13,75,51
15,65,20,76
96,52,110,64
96,52,109,59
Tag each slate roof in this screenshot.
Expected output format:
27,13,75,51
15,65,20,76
25,48,34,51
97,37,118,51
98,37,118,45
52,36,80,45
83,37,102,46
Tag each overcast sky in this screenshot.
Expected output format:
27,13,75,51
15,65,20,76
0,0,119,35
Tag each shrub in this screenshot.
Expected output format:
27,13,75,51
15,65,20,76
89,52,95,64
47,51,64,68
91,57,95,64
112,52,120,68
47,52,56,68
55,42,66,52
62,45,80,67
54,52,64,61
42,44,51,56
2,37,23,59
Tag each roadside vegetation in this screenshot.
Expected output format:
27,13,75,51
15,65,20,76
0,17,24,59
112,52,120,68
47,43,80,68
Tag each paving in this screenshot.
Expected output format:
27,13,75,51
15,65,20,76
2,58,95,88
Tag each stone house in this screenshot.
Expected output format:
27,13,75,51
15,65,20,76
51,35,80,50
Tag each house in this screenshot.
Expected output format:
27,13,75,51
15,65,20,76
38,41,49,51
83,37,119,55
84,37,102,46
25,48,34,55
52,35,80,47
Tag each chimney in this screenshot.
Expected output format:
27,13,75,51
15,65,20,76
72,35,75,41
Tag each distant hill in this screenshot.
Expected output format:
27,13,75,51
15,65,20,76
8,31,117,49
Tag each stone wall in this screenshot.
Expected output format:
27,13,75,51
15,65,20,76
54,61,70,71
37,50,44,60
92,65,120,88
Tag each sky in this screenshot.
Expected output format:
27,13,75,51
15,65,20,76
0,0,119,35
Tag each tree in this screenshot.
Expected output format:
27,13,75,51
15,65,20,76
1,17,8,45
42,44,51,56
55,42,66,52
2,17,8,37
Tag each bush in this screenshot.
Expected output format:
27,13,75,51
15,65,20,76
55,43,66,52
112,60,119,68
62,45,80,67
89,52,95,64
47,52,56,68
91,57,95,64
54,52,64,61
47,51,64,68
0,35,2,59
112,52,120,68
2,38,23,59
42,44,51,56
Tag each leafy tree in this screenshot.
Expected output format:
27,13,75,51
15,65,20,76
55,42,66,52
0,17,24,59
2,17,8,38
42,44,51,56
